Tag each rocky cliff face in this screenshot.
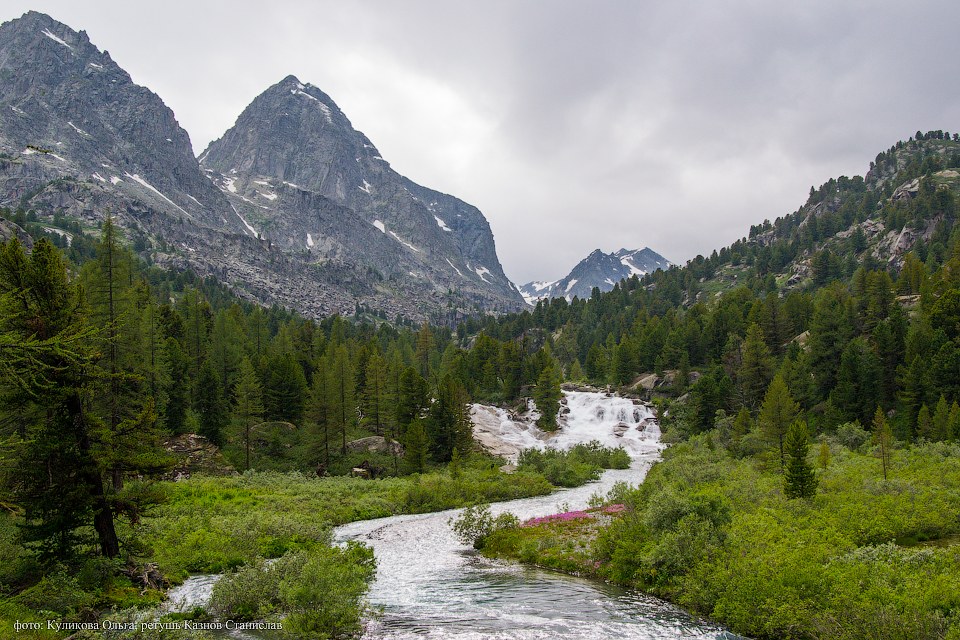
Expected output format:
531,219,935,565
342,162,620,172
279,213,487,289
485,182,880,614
0,12,524,321
200,76,522,315
0,11,243,235
519,247,671,304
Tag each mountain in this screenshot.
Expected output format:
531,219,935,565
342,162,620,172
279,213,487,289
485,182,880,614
0,11,246,235
0,11,523,322
519,247,671,304
199,75,522,315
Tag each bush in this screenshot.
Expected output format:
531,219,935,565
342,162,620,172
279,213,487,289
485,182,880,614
835,421,870,451
518,441,629,488
450,504,519,548
210,543,375,639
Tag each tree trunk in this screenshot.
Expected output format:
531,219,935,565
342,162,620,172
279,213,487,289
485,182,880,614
69,393,120,558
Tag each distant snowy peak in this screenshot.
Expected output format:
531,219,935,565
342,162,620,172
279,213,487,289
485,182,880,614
519,247,671,304
614,247,673,277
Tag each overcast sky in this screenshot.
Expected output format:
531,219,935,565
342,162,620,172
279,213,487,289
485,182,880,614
4,1,960,283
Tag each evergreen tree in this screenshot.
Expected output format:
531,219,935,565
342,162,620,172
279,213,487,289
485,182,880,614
533,359,563,431
737,323,774,408
397,366,429,433
415,323,434,378
403,418,429,474
732,406,753,443
427,375,472,463
328,345,357,455
162,337,190,434
932,395,951,442
0,239,119,558
306,365,332,468
784,420,817,499
807,285,853,399
82,216,155,489
758,374,800,467
232,355,264,470
209,309,243,393
361,352,391,436
196,360,227,446
949,402,960,441
817,441,831,470
916,404,934,440
262,350,307,424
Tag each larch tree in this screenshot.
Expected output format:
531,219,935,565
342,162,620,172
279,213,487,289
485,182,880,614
737,323,774,409
872,407,894,480
784,420,817,499
327,345,356,455
232,355,264,471
758,373,800,467
0,239,119,558
533,359,563,431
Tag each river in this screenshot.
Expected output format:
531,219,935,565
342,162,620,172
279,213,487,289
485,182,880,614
335,391,730,639
167,391,734,639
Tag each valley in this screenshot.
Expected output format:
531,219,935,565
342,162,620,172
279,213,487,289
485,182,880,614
2,7,960,640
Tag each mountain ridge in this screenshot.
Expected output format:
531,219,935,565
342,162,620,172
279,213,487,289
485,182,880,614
0,11,523,322
519,246,671,304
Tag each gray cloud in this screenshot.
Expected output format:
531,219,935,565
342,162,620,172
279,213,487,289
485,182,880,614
4,0,960,283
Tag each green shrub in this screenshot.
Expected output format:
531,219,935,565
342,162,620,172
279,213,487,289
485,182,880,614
518,441,629,488
210,544,375,640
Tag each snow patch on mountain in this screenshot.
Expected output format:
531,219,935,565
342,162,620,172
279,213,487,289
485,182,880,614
519,247,671,305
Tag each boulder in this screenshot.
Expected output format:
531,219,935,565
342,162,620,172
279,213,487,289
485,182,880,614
345,435,404,457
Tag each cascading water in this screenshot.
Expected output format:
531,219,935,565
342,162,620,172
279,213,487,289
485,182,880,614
166,391,734,639
335,391,731,639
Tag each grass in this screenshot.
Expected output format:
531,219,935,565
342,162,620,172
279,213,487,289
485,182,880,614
140,461,554,580
0,453,556,638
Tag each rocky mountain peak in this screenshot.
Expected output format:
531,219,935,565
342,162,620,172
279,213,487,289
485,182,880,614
519,247,671,304
0,11,524,321
199,75,523,314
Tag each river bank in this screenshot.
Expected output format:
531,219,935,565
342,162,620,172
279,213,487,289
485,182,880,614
480,432,960,640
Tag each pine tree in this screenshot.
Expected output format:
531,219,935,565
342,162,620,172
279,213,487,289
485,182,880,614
415,323,434,378
817,441,831,470
397,366,429,433
732,406,753,443
306,365,331,468
949,402,960,441
784,420,817,499
82,216,155,489
232,356,264,471
162,337,190,434
427,375,472,463
758,374,800,467
209,309,243,393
